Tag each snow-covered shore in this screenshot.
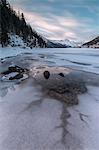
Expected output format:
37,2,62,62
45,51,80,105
0,47,99,150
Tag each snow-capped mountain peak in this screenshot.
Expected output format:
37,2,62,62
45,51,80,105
51,39,82,47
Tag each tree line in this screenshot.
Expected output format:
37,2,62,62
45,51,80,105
0,0,47,47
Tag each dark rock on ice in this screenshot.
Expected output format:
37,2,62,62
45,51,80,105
58,73,65,77
2,65,28,75
1,65,29,81
43,71,50,79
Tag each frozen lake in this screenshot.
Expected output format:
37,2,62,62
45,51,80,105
0,47,99,150
1,47,99,74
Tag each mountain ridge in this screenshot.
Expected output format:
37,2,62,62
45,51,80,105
82,36,99,48
52,39,82,47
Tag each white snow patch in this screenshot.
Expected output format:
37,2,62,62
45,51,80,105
52,39,82,47
9,34,27,48
2,72,19,80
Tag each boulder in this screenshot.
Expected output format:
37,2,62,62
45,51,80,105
1,65,28,81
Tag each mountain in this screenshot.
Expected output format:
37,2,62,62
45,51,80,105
46,40,68,48
0,0,46,48
51,39,82,48
82,36,99,48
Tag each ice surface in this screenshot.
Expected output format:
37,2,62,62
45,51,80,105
0,79,63,150
67,86,99,150
1,47,99,74
0,47,99,150
0,79,99,150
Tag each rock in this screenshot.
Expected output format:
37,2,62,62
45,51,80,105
1,65,28,75
8,65,25,73
1,65,29,81
58,73,65,77
43,71,50,79
1,70,11,75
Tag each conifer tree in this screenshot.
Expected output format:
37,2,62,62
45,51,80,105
0,0,47,48
1,0,9,47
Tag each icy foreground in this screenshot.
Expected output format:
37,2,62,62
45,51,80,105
0,79,99,150
0,47,99,150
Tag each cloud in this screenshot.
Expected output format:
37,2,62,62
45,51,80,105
8,0,99,42
21,11,78,39
48,0,54,2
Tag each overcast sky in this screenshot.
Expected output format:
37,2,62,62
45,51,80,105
8,0,99,42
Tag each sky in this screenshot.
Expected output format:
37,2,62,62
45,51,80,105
8,0,99,42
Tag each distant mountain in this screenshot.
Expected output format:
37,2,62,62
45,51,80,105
0,0,46,48
51,39,82,48
47,40,68,48
82,36,99,48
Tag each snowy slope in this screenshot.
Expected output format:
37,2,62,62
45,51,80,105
52,39,82,47
9,34,27,48
83,36,99,48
